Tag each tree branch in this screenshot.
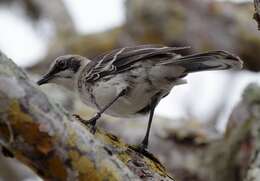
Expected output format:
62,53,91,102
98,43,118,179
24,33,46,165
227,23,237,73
0,51,174,181
240,84,260,181
254,0,260,30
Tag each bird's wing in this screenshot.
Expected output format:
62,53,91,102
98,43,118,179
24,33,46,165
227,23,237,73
84,44,189,82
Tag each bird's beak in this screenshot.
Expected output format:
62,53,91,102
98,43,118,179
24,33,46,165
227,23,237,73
37,73,55,85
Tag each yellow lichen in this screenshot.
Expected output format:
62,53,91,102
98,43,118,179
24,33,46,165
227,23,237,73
8,100,33,124
94,129,170,179
68,150,80,163
99,160,122,181
142,156,166,176
67,128,78,147
117,151,132,164
77,157,95,174
7,100,54,155
118,148,167,177
48,154,68,180
68,150,102,180
95,130,126,149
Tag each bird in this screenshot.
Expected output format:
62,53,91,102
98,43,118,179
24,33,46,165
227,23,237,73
37,44,243,152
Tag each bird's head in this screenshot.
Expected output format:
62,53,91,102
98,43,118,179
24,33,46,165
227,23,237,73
37,55,89,85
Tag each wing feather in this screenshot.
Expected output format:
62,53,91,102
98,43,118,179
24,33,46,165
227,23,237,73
85,44,189,82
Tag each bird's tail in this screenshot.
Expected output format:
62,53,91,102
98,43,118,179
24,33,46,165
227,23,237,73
161,51,243,73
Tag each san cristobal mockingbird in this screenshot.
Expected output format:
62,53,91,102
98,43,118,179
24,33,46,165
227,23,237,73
37,44,243,152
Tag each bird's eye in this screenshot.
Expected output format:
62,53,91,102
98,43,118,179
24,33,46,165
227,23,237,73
58,61,66,69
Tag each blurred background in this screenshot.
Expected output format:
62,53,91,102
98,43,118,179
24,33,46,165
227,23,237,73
0,0,258,180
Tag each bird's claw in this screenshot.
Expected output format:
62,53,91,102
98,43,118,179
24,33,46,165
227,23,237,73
132,143,148,154
72,114,97,134
72,114,85,122
129,144,163,166
86,117,97,134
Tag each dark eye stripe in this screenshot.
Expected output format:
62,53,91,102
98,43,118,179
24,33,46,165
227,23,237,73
58,61,67,70
70,58,81,72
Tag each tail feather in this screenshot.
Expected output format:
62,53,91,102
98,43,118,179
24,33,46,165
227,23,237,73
162,50,243,73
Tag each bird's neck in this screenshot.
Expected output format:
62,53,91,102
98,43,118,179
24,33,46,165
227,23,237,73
73,59,90,82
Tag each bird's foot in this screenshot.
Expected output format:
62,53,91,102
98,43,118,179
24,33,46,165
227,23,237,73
72,114,85,122
86,116,98,134
129,143,162,166
130,143,150,156
72,114,98,134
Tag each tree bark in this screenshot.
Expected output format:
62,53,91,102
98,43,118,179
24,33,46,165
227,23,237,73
0,51,174,181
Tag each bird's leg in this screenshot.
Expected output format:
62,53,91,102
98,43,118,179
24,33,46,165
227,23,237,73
137,94,160,152
84,89,127,133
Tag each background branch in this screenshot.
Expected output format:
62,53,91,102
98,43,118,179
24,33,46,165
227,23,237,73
240,84,260,181
254,0,260,30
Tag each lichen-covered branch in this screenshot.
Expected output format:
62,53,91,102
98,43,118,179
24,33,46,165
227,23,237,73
0,51,174,181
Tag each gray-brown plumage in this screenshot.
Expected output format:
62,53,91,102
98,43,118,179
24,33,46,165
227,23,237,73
37,44,243,152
